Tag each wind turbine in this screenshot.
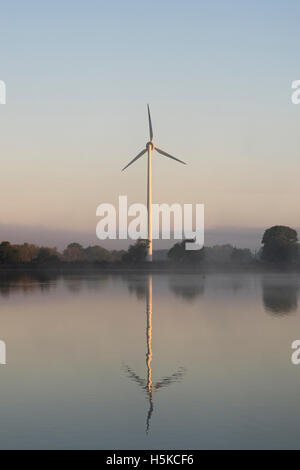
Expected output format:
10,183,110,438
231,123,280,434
122,105,186,261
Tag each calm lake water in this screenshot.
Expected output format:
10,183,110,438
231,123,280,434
0,271,300,449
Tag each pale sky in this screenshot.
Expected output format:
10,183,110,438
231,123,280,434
0,0,300,248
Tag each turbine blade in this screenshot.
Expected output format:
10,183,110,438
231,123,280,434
155,147,186,165
122,148,147,171
147,104,153,141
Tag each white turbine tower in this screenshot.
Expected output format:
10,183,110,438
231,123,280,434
122,105,186,261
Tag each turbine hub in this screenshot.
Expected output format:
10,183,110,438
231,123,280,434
146,141,154,150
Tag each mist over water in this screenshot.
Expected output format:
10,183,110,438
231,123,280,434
0,272,300,449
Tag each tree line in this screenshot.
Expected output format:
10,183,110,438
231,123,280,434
167,225,299,266
0,225,299,267
0,241,125,264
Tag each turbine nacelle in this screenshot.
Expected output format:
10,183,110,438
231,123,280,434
146,141,155,150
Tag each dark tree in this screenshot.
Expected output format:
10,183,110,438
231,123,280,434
122,239,149,264
63,243,86,262
168,241,186,262
261,225,299,264
168,239,204,264
85,245,110,263
0,241,22,263
34,247,61,264
231,247,253,264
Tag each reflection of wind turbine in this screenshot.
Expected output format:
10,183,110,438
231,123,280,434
145,273,153,432
122,105,187,262
122,275,186,434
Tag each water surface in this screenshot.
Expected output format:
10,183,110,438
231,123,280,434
0,271,299,449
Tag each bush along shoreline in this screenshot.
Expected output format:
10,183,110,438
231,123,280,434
0,225,299,271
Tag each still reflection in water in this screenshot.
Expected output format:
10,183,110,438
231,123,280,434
262,275,299,315
168,275,205,302
122,275,186,434
0,271,300,448
1,271,299,317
